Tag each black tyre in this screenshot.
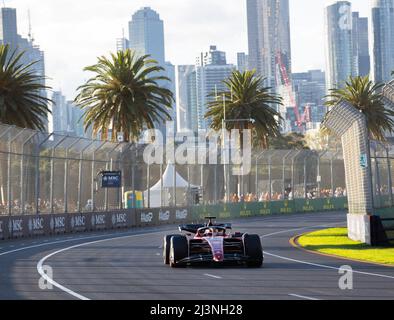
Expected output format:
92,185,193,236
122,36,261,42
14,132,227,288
243,234,263,268
163,234,178,265
170,236,188,268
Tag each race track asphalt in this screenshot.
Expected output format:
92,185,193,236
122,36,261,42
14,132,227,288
0,211,393,300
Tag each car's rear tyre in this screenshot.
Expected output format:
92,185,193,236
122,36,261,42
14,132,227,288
163,234,178,265
243,234,263,268
170,236,188,268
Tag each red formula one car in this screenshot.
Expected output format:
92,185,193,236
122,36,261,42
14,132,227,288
163,217,263,268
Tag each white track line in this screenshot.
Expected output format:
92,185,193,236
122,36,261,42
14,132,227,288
36,231,167,300
204,274,222,279
264,251,394,280
26,217,392,300
289,293,320,301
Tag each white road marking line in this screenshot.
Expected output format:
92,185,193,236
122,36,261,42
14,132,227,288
36,230,171,300
289,293,320,301
204,274,222,279
264,251,394,279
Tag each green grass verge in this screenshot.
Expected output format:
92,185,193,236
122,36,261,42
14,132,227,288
297,228,394,266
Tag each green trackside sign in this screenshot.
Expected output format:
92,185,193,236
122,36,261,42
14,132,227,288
191,197,348,221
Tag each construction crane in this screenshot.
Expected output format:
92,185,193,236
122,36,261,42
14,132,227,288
273,0,311,132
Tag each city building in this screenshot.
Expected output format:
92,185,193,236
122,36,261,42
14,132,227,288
195,46,235,130
0,8,18,51
246,0,292,89
352,12,370,77
51,91,86,137
371,0,394,83
129,7,165,67
0,7,48,130
292,70,327,130
116,37,129,52
176,65,198,133
237,52,248,73
128,7,176,134
325,1,355,91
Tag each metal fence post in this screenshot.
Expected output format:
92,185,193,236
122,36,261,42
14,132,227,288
50,136,67,214
78,141,94,213
386,145,393,206
64,138,81,214
35,133,53,215
91,142,106,212
20,132,38,215
282,151,292,198
7,129,26,216
304,155,308,199
147,160,151,208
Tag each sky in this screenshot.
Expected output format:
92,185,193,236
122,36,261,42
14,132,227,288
7,0,370,99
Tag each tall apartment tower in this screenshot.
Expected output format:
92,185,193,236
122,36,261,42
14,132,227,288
246,0,292,89
176,65,198,133
325,1,354,90
195,46,235,130
129,7,165,67
0,8,18,50
352,12,371,77
371,0,394,83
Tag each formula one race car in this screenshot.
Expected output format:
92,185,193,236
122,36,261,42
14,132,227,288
163,217,263,268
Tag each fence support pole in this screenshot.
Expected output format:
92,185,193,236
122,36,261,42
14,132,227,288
386,146,393,206
20,132,38,215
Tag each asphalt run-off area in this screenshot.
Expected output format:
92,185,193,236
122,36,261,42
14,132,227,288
0,211,393,300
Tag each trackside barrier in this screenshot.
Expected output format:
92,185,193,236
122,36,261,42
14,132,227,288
191,198,348,221
0,199,348,241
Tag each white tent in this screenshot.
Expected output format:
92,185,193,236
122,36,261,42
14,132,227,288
144,164,198,208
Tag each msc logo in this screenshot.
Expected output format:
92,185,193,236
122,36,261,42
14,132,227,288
112,213,127,225
50,216,66,230
176,209,188,220
28,217,44,232
91,214,106,226
141,212,153,223
9,219,23,233
159,210,170,221
71,216,85,229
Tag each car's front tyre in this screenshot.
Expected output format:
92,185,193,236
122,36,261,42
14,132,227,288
243,234,263,268
170,235,188,268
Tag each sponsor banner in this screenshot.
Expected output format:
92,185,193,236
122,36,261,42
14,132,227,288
175,208,188,221
159,209,170,223
50,214,68,234
111,211,129,229
27,215,50,236
70,213,90,233
8,216,26,238
270,200,295,215
90,213,108,230
0,216,9,239
140,210,154,225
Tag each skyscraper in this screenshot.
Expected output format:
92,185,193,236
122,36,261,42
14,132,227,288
371,0,394,83
195,46,235,130
0,7,48,130
325,1,354,90
129,7,165,67
128,7,176,133
237,52,248,73
246,0,292,89
176,65,198,133
0,8,18,50
352,12,370,77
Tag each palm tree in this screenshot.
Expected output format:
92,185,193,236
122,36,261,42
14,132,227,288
204,70,283,149
323,75,394,141
75,49,174,142
0,44,51,131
